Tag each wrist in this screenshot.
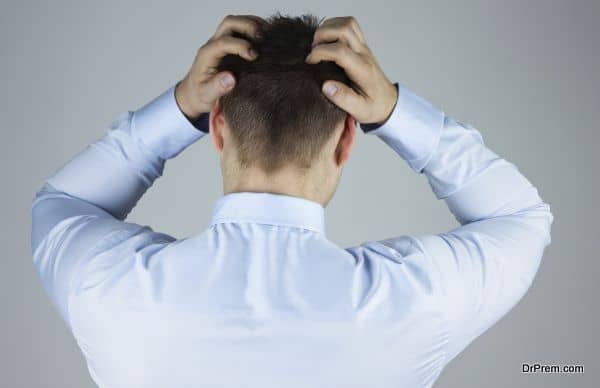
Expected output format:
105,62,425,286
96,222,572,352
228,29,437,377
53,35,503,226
377,82,399,125
175,79,208,119
360,83,399,133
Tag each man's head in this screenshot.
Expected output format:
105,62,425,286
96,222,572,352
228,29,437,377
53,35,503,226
209,14,357,206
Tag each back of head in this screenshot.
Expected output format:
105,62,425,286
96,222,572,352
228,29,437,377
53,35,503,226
218,14,354,173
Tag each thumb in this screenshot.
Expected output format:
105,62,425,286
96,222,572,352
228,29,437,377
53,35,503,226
205,71,236,100
321,81,362,115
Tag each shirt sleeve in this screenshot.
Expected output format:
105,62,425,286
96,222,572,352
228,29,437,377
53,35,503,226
31,85,207,329
365,84,554,363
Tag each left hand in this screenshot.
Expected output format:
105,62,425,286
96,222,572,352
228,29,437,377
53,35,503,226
306,16,397,124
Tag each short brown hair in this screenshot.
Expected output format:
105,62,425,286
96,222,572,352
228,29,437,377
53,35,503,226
217,14,355,173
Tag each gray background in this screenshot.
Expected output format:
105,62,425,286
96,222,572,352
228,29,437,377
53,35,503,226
2,0,598,387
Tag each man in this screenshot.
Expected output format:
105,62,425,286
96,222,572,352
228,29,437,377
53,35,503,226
31,14,553,388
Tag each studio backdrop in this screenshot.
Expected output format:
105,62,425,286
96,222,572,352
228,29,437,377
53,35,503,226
2,0,598,387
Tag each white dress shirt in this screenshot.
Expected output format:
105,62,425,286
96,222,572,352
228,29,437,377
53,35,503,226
31,83,553,388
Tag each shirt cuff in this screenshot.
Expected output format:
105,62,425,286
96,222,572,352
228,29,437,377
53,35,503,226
132,84,206,160
365,84,444,172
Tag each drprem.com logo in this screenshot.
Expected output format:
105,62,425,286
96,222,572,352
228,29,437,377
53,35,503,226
521,363,584,374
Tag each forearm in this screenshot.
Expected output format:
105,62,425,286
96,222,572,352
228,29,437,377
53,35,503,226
367,84,550,225
33,85,206,248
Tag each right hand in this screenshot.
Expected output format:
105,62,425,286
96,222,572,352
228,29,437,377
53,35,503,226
175,15,265,119
305,17,398,125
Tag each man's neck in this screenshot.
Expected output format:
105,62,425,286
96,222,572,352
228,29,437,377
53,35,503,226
223,166,328,206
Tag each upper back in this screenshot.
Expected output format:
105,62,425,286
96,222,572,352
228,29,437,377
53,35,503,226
69,222,448,388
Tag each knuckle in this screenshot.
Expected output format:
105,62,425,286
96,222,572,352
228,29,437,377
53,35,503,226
343,28,354,41
311,45,324,56
224,14,235,21
345,16,356,25
321,17,334,26
314,28,330,43
233,38,249,50
211,38,224,48
339,44,351,55
221,36,236,46
362,58,374,70
197,43,209,54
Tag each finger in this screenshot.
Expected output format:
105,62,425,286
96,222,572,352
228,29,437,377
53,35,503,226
320,17,366,44
240,14,267,27
214,15,264,39
346,17,367,44
200,36,257,68
203,71,236,101
235,14,267,36
305,42,364,78
321,80,363,114
312,24,365,53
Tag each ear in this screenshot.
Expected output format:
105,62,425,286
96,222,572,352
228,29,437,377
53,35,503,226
334,115,357,167
209,100,226,155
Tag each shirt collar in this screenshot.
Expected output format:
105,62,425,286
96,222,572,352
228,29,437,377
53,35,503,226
210,192,325,234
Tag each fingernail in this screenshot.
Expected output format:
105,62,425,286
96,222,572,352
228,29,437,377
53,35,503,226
220,74,234,88
323,82,337,96
248,48,257,58
255,31,262,39
305,53,312,62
